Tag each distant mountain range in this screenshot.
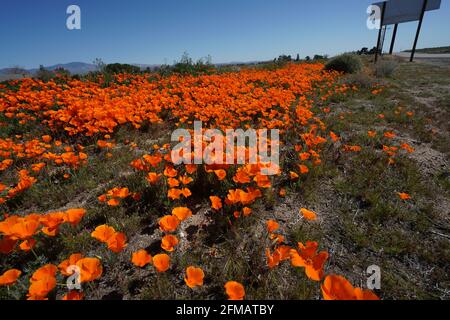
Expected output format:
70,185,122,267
0,60,266,78
0,60,268,82
403,45,450,54
0,62,163,78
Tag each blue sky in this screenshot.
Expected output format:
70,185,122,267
0,0,449,69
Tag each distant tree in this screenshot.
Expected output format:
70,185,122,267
104,63,140,74
93,58,106,72
36,65,54,82
305,56,311,61
368,46,379,55
178,51,193,65
170,52,215,75
54,67,71,77
295,54,300,62
358,47,369,55
275,55,292,64
313,54,325,60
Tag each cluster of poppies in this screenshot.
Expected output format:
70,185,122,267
0,208,85,254
264,208,379,300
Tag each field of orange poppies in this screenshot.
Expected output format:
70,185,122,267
0,58,449,300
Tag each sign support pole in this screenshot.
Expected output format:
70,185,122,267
375,1,386,63
381,25,387,55
389,23,398,54
410,0,428,62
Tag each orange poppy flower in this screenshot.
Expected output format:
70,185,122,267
210,196,222,210
41,135,52,143
384,131,396,139
109,187,129,199
91,224,116,242
107,198,121,206
168,178,180,188
131,249,152,267
143,155,162,167
185,164,197,174
168,188,182,200
224,281,245,300
28,276,56,299
329,131,339,142
343,145,362,152
153,254,170,272
321,275,379,300
62,290,84,300
28,264,57,299
64,208,86,225
290,171,299,180
253,174,271,188
214,169,227,181
161,234,179,252
242,207,252,217
266,220,279,233
172,207,192,221
0,269,21,286
106,232,127,253
11,220,40,241
19,239,36,251
276,245,292,261
398,192,411,200
181,188,192,198
164,166,178,178
146,172,161,184
59,253,83,276
184,266,204,288
40,212,65,236
159,215,180,232
300,208,317,221
368,131,377,138
299,152,310,161
31,162,46,172
233,168,251,184
321,274,355,300
266,248,281,269
270,233,285,244
290,241,328,281
279,188,286,197
76,257,103,283
299,165,309,174
179,175,193,185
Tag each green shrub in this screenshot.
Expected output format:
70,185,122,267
374,60,398,78
343,72,375,89
104,63,141,74
325,54,363,74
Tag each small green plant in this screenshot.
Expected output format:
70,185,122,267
343,72,375,89
374,60,398,78
325,54,363,74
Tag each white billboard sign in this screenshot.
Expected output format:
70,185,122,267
374,0,441,25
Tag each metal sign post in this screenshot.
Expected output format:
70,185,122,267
410,0,429,62
389,23,398,54
375,1,387,63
